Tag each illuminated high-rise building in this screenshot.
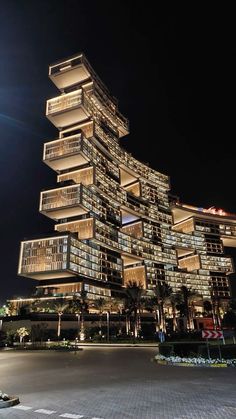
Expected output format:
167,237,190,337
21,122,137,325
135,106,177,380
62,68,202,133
14,53,236,315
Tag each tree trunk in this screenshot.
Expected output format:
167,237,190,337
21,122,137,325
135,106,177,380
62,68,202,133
134,308,138,338
154,310,160,332
57,313,62,338
80,311,85,341
125,315,130,335
172,303,177,332
99,313,102,336
160,302,166,333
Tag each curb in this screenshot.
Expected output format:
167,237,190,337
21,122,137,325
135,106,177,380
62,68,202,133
0,397,20,409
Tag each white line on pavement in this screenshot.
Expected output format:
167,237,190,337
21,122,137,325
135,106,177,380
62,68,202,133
59,414,84,418
12,405,32,410
34,409,57,415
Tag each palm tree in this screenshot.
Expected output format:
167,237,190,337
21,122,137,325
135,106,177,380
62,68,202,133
68,296,82,336
169,292,183,332
93,297,107,336
211,292,228,329
180,286,202,330
80,290,88,340
203,300,213,317
53,300,68,338
143,296,160,333
106,297,124,336
154,281,173,333
68,292,88,340
125,280,144,339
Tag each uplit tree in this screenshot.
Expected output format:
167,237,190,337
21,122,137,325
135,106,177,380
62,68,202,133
144,296,160,333
93,297,107,336
0,305,6,317
53,300,68,338
180,286,201,330
169,292,183,332
125,281,144,338
154,281,173,333
68,292,88,340
16,327,29,344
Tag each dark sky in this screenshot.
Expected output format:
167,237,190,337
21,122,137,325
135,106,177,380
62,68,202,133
0,2,236,303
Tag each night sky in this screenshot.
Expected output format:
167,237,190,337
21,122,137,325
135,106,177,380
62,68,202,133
0,2,235,303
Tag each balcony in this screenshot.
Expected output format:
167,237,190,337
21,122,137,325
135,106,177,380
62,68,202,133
40,184,88,220
49,54,118,113
57,166,94,186
18,235,76,280
46,89,90,129
49,54,91,90
43,134,90,171
55,218,94,240
178,254,201,272
123,265,147,289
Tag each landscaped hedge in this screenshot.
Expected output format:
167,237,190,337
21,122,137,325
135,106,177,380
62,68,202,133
198,344,236,359
159,342,236,359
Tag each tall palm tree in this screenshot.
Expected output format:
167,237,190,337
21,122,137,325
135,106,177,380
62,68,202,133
169,292,183,332
106,297,124,335
125,280,143,339
93,297,107,336
203,300,213,316
53,300,68,338
68,296,83,337
79,290,88,340
154,281,173,333
180,286,202,330
211,292,223,328
143,296,160,333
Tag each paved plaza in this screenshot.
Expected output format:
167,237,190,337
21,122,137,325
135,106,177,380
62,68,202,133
0,347,236,418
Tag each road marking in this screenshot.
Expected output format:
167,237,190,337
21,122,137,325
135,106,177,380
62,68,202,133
60,414,84,418
34,409,57,415
91,417,104,419
12,405,32,410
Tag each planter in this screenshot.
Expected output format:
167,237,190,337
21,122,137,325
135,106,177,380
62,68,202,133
154,355,235,368
0,397,20,409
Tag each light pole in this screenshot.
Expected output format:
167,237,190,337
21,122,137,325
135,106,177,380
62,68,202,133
76,313,80,337
107,311,110,343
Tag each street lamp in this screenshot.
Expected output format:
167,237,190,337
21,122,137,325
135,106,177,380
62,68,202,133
107,311,110,343
75,312,80,337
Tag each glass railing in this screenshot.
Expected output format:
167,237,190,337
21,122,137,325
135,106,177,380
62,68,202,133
47,90,83,115
44,134,83,160
41,185,82,211
49,55,84,75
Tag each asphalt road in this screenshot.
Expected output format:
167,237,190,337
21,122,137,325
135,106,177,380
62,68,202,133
0,347,236,418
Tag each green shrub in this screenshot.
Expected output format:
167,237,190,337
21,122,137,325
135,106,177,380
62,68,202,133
199,344,236,359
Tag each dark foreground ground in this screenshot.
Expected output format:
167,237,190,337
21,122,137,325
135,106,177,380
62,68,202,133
0,347,236,418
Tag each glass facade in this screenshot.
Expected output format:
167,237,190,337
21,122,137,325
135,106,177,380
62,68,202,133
17,52,236,304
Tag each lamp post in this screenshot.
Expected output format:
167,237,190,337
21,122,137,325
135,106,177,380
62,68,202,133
76,312,80,337
107,311,110,343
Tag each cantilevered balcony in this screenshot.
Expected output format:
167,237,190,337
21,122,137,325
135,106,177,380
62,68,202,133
49,54,91,90
46,89,90,129
123,265,147,289
55,218,94,240
43,133,90,171
49,54,118,112
40,184,88,220
18,235,76,280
